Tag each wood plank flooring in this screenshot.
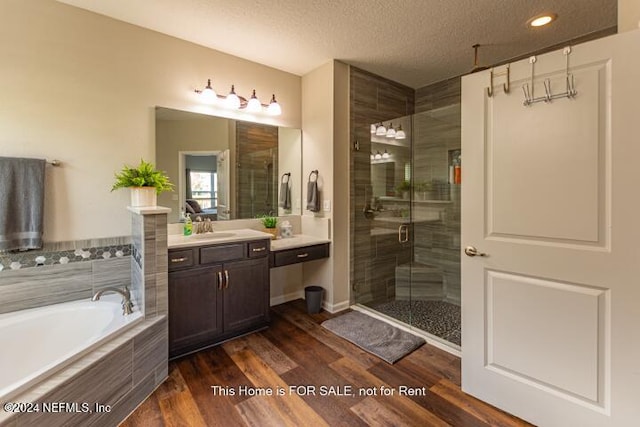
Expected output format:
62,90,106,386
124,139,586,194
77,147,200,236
121,300,532,427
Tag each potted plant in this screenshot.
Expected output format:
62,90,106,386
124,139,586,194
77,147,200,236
414,180,432,200
259,214,278,239
396,180,411,199
111,159,173,207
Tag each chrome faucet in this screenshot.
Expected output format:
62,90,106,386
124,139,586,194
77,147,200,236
194,217,214,234
92,286,134,315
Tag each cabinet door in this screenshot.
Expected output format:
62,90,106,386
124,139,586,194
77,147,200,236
222,257,269,333
168,265,223,357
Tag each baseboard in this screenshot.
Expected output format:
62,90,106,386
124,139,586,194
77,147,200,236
322,299,350,313
270,290,304,306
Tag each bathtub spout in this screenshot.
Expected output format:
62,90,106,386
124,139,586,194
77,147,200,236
92,286,134,315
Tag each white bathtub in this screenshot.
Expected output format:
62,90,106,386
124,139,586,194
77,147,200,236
0,294,143,401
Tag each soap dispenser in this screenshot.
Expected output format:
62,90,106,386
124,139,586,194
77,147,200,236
183,213,192,236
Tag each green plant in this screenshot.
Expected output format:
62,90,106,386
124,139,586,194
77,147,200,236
259,215,278,228
415,181,432,192
396,180,411,192
111,159,174,195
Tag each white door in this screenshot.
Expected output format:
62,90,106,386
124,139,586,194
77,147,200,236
217,149,231,220
461,30,640,427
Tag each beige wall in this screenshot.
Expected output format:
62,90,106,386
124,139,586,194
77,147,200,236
301,60,351,311
0,0,301,242
619,0,640,32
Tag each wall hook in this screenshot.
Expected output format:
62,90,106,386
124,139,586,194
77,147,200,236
487,69,494,97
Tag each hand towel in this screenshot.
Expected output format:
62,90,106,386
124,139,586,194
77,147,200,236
306,170,320,212
278,173,291,210
0,157,46,251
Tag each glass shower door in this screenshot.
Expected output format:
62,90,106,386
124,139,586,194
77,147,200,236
354,105,462,348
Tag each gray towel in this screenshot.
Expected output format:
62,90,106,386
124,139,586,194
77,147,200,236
278,173,291,210
0,157,46,251
306,171,320,212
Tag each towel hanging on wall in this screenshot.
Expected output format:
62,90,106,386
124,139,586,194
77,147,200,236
306,170,320,212
0,157,46,251
278,172,291,210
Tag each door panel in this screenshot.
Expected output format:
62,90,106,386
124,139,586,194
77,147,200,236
487,270,606,403
488,62,607,244
462,30,640,426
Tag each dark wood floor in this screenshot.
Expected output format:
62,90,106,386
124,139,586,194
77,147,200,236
121,300,531,426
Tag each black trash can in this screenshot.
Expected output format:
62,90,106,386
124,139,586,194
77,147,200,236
304,286,323,314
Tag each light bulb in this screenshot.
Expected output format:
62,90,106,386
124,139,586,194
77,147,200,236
374,151,382,160
246,89,262,113
370,124,376,134
224,85,241,109
386,123,396,138
382,149,390,159
199,79,217,104
267,94,282,116
395,125,406,140
370,152,375,160
375,123,387,136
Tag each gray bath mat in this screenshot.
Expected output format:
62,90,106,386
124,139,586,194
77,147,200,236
321,311,425,364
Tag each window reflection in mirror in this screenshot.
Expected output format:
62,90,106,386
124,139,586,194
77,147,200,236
155,107,302,223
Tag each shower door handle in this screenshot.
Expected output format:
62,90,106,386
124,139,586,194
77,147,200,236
398,225,409,243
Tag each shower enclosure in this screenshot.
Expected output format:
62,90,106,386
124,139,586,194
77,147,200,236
352,104,462,349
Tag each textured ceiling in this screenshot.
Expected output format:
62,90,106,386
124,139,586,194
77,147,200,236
57,0,617,88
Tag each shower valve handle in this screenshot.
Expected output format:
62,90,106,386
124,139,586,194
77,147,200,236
464,246,487,257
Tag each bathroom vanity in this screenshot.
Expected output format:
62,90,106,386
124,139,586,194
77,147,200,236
167,229,330,359
167,230,271,358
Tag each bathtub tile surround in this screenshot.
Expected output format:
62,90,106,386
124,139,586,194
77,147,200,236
0,207,170,426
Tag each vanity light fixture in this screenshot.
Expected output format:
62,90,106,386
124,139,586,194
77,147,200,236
370,124,377,134
194,80,282,115
375,123,387,136
386,123,396,138
528,13,557,27
374,151,382,160
246,89,262,113
224,85,241,109
198,79,217,104
370,152,375,160
267,94,282,116
395,125,406,140
382,149,390,159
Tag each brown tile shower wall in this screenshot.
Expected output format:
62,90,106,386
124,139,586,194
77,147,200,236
350,66,414,304
235,121,279,219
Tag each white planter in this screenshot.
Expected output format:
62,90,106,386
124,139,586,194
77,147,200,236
130,187,157,207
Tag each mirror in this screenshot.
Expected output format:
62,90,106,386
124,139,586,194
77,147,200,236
155,107,302,223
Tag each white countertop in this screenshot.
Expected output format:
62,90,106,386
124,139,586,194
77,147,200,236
167,228,272,249
270,235,331,251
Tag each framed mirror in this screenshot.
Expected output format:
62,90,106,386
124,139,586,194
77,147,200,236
155,107,302,223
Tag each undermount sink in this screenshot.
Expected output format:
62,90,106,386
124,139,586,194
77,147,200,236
189,232,236,240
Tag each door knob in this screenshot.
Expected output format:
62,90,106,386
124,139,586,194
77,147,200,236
464,246,487,257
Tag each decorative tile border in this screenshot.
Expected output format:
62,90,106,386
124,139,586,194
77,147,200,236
0,240,131,272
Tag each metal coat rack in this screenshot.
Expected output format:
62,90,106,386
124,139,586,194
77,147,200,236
522,47,577,106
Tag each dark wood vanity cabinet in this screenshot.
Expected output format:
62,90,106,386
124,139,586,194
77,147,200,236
168,239,270,359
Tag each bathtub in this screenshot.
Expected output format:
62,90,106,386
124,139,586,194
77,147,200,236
0,294,143,401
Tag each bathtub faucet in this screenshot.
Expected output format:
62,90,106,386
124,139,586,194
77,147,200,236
91,286,134,315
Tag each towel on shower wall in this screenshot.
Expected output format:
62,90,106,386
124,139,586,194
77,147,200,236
279,173,291,210
0,157,46,251
306,171,320,212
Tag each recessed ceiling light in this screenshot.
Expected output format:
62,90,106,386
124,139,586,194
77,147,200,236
529,13,557,27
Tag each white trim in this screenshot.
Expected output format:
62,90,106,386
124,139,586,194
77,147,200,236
270,290,304,307
351,304,461,358
322,299,350,313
